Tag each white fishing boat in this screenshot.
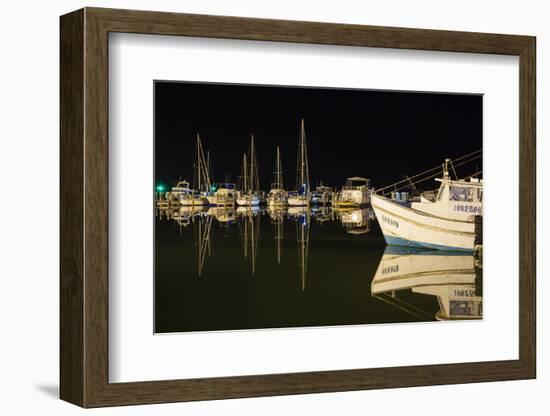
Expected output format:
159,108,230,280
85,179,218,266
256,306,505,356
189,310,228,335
371,247,482,320
288,118,311,207
267,146,288,207
371,159,482,252
333,177,370,208
236,135,262,206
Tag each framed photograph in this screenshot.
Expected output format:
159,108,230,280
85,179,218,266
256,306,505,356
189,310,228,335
60,7,536,408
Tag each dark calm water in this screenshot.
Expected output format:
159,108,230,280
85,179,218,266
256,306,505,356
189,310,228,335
154,207,482,333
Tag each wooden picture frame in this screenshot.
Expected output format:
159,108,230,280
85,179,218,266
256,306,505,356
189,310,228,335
60,7,536,408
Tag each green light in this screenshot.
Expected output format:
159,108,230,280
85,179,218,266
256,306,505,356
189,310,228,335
211,185,217,192
156,184,165,192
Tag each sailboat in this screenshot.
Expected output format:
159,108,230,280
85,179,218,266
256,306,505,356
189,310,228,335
236,135,262,206
204,152,238,207
176,134,209,207
267,146,288,207
288,119,311,207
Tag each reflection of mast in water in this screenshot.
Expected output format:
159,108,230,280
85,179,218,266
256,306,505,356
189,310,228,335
195,215,213,276
296,212,310,291
238,209,261,274
275,216,283,264
267,207,285,264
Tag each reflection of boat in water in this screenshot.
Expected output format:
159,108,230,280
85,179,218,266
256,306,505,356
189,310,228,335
371,247,482,320
333,177,370,208
236,135,262,206
267,146,288,207
207,207,236,224
310,206,332,224
287,206,308,218
157,205,208,227
334,207,374,235
371,159,482,251
236,205,262,217
288,119,311,207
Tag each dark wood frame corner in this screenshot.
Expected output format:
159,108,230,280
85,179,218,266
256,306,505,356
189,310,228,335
60,7,536,408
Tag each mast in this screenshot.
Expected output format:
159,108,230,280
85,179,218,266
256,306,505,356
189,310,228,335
196,135,201,192
242,153,248,194
195,134,211,193
249,135,254,196
206,151,214,185
274,146,283,189
249,134,259,195
296,118,310,195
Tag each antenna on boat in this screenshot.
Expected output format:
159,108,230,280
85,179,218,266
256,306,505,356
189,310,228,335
443,158,451,180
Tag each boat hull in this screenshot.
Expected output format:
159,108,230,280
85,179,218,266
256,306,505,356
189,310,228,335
267,200,288,207
207,195,236,206
371,193,475,252
287,196,309,206
236,197,261,206
178,196,209,206
334,189,369,207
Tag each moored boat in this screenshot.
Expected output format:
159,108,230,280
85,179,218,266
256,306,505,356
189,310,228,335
172,180,209,206
267,146,288,207
288,118,311,207
206,182,237,206
371,159,482,252
310,185,333,205
236,135,262,206
333,177,370,208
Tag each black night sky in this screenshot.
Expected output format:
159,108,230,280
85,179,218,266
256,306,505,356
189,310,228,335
154,81,482,191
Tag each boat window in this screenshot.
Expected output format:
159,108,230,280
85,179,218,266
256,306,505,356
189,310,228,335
477,189,483,202
449,186,474,202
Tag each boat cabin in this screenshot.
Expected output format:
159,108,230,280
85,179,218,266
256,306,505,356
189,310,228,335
342,177,371,190
413,176,483,221
171,180,196,196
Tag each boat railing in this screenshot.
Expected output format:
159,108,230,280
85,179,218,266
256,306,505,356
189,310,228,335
341,185,368,191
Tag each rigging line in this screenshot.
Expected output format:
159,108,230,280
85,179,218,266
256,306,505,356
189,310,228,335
376,149,481,192
382,156,482,195
378,152,482,193
385,167,483,195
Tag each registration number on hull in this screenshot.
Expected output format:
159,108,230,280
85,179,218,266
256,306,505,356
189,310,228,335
381,215,399,228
